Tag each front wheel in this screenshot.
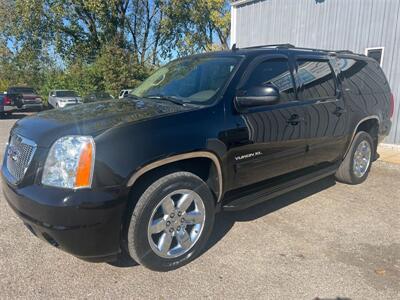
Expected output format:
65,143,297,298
335,131,374,184
127,172,215,271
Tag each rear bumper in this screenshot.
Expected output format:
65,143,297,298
1,172,128,262
21,103,43,111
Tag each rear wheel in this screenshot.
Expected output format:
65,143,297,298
127,172,215,271
335,131,374,184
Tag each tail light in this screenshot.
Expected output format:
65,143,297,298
3,96,11,106
390,93,395,119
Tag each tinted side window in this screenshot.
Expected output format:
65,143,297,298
246,58,295,102
338,58,390,95
296,59,336,100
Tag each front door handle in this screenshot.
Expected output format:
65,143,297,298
287,114,304,126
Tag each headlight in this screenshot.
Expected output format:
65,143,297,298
42,136,95,189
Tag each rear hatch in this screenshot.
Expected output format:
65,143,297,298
22,94,42,104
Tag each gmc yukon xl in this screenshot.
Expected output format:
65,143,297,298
1,45,394,271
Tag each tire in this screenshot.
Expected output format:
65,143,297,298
127,172,215,271
335,131,375,184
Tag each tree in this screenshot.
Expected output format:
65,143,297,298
163,0,230,56
0,0,231,98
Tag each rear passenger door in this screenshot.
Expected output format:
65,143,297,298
293,56,348,166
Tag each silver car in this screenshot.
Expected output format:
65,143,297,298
48,90,82,108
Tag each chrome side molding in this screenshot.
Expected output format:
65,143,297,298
127,151,224,202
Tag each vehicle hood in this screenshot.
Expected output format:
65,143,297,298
12,99,190,147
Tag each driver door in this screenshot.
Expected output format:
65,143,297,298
225,55,308,189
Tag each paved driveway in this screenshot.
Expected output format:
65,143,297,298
0,114,399,299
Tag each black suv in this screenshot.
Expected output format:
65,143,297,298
1,45,394,271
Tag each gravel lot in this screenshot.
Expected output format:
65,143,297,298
0,113,399,299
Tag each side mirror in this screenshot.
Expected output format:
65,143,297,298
235,85,280,111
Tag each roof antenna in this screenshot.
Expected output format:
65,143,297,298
231,43,238,51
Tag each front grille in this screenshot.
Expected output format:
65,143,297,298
6,134,37,183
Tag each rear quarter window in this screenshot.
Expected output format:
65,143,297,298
338,58,390,95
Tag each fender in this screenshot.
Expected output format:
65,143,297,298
126,151,224,202
344,115,380,157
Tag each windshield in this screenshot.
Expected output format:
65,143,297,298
56,91,78,97
131,56,240,105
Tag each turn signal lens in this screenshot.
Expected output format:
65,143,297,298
75,141,94,188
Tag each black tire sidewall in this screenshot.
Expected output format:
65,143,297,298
349,132,374,184
128,172,215,271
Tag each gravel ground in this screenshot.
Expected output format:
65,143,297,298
0,113,399,299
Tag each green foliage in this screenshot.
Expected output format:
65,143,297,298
0,0,230,98
163,0,231,56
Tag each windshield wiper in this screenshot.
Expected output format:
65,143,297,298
125,94,140,100
145,95,186,106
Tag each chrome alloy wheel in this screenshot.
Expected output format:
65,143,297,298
147,189,206,258
353,140,372,178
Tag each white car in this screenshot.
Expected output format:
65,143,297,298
118,89,133,99
48,90,82,108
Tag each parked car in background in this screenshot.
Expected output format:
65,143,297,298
0,92,20,117
84,91,114,103
48,90,82,109
119,89,133,99
7,87,43,111
1,45,393,271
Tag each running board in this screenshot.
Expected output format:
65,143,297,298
222,164,339,211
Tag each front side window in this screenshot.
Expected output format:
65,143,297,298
296,59,336,100
245,58,295,102
131,56,240,105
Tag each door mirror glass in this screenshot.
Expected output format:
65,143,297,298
235,85,280,111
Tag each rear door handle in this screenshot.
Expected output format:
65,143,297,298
287,114,304,126
333,106,347,117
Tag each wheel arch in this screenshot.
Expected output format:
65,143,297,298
126,151,223,203
345,116,380,157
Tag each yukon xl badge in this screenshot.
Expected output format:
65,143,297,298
235,151,263,161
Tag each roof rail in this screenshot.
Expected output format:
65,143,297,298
234,43,358,55
334,50,354,54
243,43,295,50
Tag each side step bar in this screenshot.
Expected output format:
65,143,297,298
222,164,339,211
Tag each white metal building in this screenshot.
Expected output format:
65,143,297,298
231,0,400,145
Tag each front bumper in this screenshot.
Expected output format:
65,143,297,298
58,102,82,108
1,105,18,113
1,172,127,262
